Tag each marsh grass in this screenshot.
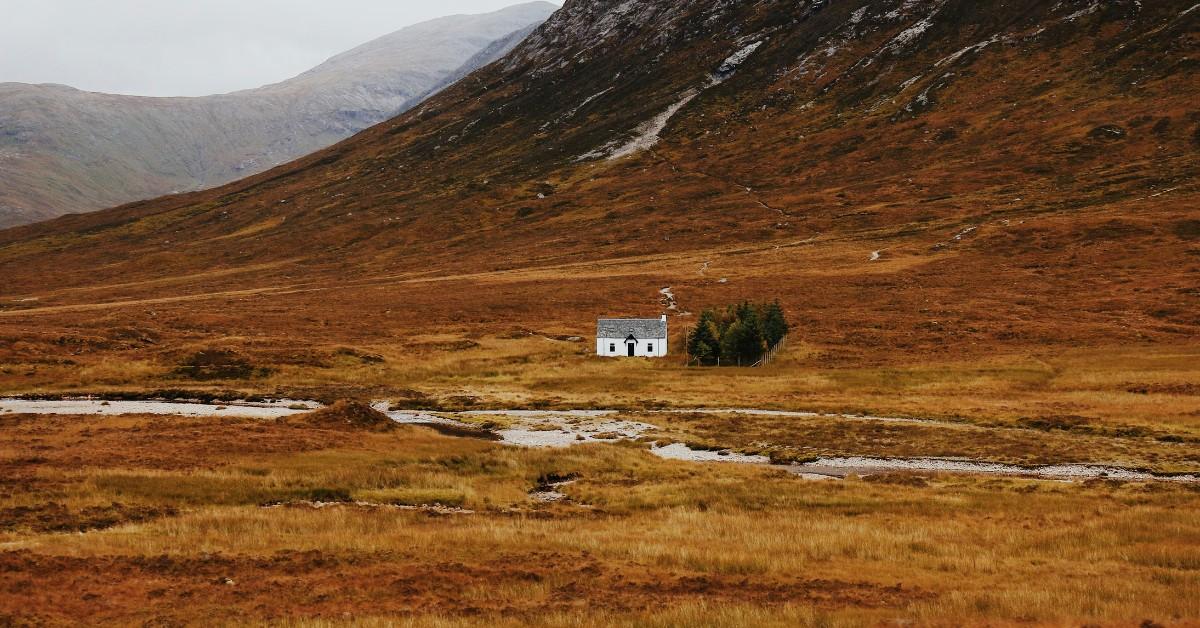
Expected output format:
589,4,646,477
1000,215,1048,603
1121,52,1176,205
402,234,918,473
8,340,1197,439
281,604,860,628
2,413,1197,625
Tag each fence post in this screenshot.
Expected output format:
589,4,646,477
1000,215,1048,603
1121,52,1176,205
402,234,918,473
754,334,787,368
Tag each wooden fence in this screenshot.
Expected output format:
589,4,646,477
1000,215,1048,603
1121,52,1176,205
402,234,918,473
752,335,787,368
686,335,787,368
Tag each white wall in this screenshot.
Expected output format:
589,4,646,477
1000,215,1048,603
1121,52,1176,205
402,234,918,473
596,336,668,358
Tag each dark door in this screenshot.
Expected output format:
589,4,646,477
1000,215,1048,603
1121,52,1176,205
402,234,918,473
627,343,636,357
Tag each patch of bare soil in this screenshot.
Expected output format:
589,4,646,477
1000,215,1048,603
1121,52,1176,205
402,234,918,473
863,473,932,488
0,550,930,625
171,348,269,381
418,422,502,441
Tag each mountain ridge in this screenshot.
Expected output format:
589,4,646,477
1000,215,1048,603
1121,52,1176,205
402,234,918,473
0,0,1196,364
0,2,557,228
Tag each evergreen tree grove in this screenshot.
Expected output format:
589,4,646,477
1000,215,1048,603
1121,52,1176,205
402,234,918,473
686,301,789,367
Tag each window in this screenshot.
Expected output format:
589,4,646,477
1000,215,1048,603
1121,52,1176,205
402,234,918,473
609,343,616,353
647,343,654,353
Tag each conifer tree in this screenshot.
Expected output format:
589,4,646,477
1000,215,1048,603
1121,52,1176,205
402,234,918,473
761,300,789,348
736,302,766,362
687,309,721,365
719,320,747,365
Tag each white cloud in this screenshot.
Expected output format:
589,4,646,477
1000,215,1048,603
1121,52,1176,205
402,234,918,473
0,0,558,96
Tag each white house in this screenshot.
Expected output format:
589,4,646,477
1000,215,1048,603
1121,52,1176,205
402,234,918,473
597,316,668,358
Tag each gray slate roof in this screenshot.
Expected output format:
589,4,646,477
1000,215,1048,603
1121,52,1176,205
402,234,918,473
597,318,667,339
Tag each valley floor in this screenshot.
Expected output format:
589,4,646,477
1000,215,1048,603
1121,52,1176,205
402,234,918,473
0,409,1197,626
1,202,1197,625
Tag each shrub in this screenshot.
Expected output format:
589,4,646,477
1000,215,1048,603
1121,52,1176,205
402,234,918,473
172,349,266,381
303,488,353,503
1173,220,1200,240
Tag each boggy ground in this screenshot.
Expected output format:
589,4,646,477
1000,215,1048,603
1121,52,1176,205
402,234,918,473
0,411,1197,626
633,409,1200,474
1,253,1198,471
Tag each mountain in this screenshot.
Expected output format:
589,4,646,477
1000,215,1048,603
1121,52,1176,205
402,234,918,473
415,21,544,103
0,2,557,229
0,0,1197,379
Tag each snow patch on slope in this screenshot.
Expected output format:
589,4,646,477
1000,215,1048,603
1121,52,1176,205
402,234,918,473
884,15,935,52
607,89,702,160
898,74,924,91
936,34,1005,67
660,286,677,310
596,40,764,161
716,41,764,78
845,1,949,73
1064,1,1102,21
543,86,615,130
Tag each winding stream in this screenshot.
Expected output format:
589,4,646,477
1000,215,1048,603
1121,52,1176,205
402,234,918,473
0,398,318,419
3,398,1195,483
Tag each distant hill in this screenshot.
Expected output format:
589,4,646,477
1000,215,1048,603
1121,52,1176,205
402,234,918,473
0,2,556,228
1,0,1197,363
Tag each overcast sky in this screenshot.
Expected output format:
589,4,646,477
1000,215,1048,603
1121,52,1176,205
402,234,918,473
0,0,559,97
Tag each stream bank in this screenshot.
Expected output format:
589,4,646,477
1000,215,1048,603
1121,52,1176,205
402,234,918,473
3,398,1194,484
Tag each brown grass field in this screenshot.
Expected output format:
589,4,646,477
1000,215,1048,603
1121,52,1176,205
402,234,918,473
1,220,1198,625
0,411,1197,626
2,206,1198,626
1,236,1198,446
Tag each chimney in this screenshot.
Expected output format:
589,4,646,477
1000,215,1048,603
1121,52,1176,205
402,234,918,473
661,315,668,322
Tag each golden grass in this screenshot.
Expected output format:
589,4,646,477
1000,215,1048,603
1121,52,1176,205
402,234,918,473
281,604,873,628
4,335,1198,476
28,472,1200,625
2,414,1197,625
280,605,870,628
7,338,1197,432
